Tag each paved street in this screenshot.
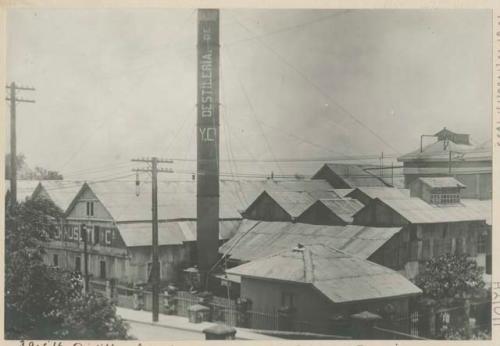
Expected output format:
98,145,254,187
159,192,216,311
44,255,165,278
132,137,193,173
127,321,204,340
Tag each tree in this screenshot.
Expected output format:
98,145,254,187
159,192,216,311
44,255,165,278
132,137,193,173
415,253,485,303
5,198,130,339
5,153,63,180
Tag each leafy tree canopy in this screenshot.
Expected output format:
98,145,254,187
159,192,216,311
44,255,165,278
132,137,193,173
5,198,130,340
6,153,63,180
415,253,485,303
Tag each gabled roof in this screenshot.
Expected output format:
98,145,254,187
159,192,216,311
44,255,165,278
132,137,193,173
347,187,410,202
310,198,364,223
118,220,241,247
5,179,39,201
314,163,390,188
260,190,317,218
33,180,84,212
373,197,490,224
66,179,335,222
220,220,401,262
227,244,421,303
417,177,466,189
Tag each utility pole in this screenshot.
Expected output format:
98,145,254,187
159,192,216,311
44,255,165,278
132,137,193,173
5,82,35,206
81,224,89,293
132,157,173,322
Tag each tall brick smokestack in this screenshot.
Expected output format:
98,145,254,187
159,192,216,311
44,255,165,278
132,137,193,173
196,9,220,283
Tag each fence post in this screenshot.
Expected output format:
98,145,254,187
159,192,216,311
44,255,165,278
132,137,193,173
278,307,296,331
418,298,436,338
105,280,112,299
163,285,178,315
350,311,382,340
460,297,471,339
133,285,145,310
236,298,251,328
198,291,213,321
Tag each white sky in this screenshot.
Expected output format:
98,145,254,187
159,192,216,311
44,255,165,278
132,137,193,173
5,9,492,180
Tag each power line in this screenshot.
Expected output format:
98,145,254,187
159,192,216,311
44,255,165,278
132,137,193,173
224,10,352,47
231,14,401,156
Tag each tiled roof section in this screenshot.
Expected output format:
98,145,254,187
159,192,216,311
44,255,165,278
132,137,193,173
379,197,490,224
325,164,389,188
37,181,84,212
316,198,364,223
227,244,421,303
347,187,410,201
220,220,401,261
118,220,241,247
5,179,39,201
85,179,334,222
418,177,466,189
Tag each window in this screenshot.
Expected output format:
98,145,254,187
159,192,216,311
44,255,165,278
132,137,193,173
53,254,59,267
54,225,61,239
281,291,294,308
94,226,100,245
430,193,460,205
105,230,112,245
73,227,80,242
99,260,106,279
75,256,81,272
86,201,94,216
478,231,488,254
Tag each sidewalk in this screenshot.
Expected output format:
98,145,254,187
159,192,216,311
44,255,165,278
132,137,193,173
116,307,281,340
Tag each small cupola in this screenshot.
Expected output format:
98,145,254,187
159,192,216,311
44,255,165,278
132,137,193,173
409,177,466,205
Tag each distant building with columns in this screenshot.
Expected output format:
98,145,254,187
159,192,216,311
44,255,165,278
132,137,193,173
397,128,491,200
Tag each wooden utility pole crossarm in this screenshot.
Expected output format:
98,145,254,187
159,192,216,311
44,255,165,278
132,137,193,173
131,157,173,323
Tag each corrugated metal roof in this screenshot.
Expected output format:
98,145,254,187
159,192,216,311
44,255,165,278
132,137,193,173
324,164,389,188
418,177,465,189
227,244,421,303
119,220,241,247
5,180,39,201
220,220,401,261
347,187,410,201
397,140,483,162
315,198,364,223
461,199,492,226
85,179,333,222
379,197,490,224
37,181,84,212
264,190,317,218
333,189,354,197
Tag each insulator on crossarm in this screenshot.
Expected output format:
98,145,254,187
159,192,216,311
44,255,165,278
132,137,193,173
135,172,140,197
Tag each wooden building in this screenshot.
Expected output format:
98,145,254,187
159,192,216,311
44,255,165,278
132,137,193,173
352,177,491,278
241,185,342,222
397,128,492,199
227,244,421,335
41,179,337,285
